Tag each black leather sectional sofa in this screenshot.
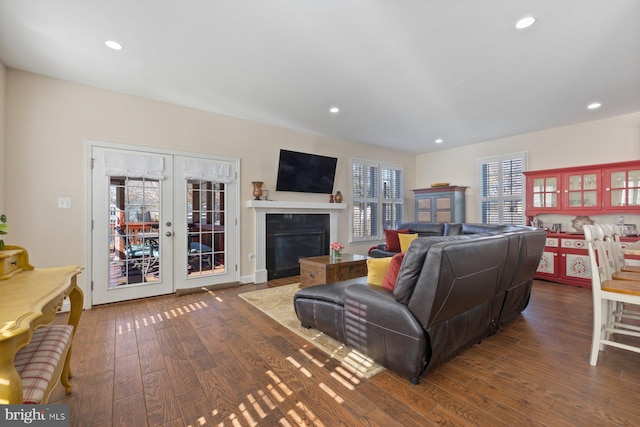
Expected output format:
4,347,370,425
293,224,547,384
368,221,526,257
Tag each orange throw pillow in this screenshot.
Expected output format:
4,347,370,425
384,229,410,253
382,252,405,291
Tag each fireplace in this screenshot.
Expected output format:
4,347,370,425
247,200,346,283
266,214,329,279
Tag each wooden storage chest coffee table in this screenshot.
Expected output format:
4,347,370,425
299,253,368,288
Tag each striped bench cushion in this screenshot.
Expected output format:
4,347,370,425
14,325,73,404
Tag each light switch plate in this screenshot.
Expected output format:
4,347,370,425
58,197,71,209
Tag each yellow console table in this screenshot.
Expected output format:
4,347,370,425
0,245,83,404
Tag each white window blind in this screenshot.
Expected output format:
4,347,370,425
478,153,526,225
351,158,403,242
381,166,403,231
104,151,165,179
184,158,233,183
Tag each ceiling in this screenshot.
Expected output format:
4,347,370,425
0,1,638,154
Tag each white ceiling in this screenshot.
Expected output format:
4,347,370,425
0,0,638,154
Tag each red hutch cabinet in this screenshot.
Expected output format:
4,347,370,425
525,160,640,288
525,160,640,219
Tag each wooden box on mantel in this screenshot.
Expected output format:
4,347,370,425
299,254,368,288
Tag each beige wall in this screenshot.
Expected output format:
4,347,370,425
5,67,640,298
4,69,415,287
416,112,640,222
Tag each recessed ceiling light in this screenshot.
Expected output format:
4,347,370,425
435,139,443,144
105,40,123,50
587,102,602,110
329,106,340,114
515,16,536,30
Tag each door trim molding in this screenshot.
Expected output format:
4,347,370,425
85,139,241,308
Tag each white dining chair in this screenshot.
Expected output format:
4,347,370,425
587,224,640,281
584,225,640,365
607,224,640,273
585,224,640,315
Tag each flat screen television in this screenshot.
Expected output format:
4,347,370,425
275,149,337,194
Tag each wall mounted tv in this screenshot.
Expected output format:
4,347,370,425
275,149,338,194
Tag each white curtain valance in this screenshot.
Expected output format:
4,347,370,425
184,159,232,183
104,152,165,179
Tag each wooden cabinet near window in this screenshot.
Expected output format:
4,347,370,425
525,160,640,218
413,186,466,224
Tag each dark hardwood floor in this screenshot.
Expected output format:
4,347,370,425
50,278,640,426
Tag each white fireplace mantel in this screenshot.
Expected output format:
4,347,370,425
247,200,346,283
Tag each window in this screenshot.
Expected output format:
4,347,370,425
478,153,526,225
351,159,403,242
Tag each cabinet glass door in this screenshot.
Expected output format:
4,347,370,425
608,168,640,208
563,170,601,210
531,176,558,209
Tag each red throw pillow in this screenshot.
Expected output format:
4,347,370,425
382,252,405,291
384,229,410,253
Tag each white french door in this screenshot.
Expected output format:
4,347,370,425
90,143,239,305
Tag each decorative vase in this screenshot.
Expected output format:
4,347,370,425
334,191,343,203
251,181,264,200
331,248,342,260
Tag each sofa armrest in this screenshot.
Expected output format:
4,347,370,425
368,248,398,258
343,283,428,383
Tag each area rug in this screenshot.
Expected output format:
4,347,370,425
239,283,385,379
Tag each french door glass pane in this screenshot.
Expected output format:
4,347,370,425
187,181,225,277
109,177,160,288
